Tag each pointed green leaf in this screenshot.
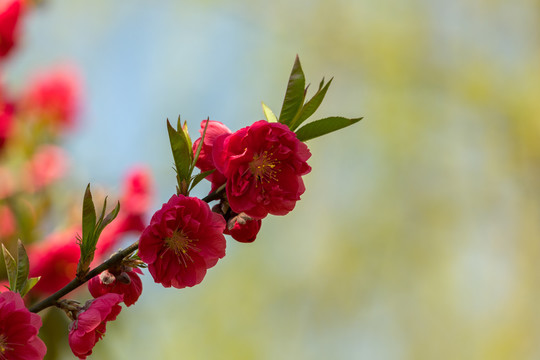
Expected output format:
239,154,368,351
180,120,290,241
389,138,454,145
96,201,120,236
167,119,192,183
97,197,108,224
189,169,216,192
2,244,16,290
15,240,29,294
81,184,96,249
289,77,333,131
262,102,278,123
278,55,306,127
20,276,40,297
295,117,363,142
77,194,120,278
182,119,193,151
102,201,121,228
318,77,325,91
78,185,98,277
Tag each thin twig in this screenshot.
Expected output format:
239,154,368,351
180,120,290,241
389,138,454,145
29,184,227,313
201,184,226,202
29,241,139,313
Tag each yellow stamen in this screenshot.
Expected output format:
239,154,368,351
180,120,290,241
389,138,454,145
164,230,198,267
249,151,281,187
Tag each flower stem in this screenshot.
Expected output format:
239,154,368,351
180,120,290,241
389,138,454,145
201,184,226,202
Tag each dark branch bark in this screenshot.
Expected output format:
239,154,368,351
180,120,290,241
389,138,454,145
29,241,139,313
29,185,226,313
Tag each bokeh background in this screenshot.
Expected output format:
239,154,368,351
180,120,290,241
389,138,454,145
4,0,540,359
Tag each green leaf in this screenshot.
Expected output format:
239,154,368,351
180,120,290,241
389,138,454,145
289,77,333,131
102,200,121,228
81,184,96,250
189,169,216,192
182,118,193,151
95,200,120,238
20,276,40,297
278,55,306,127
15,240,29,294
2,244,16,290
167,119,192,184
96,197,108,226
77,186,120,278
78,185,98,277
262,102,278,123
295,117,363,142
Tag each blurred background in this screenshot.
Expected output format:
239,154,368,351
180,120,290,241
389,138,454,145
3,0,540,359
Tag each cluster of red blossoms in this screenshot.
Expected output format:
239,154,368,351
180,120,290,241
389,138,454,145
24,118,311,359
0,1,151,359
0,116,313,359
138,119,311,290
0,1,361,359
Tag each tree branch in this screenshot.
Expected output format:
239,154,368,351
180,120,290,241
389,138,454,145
29,241,139,313
28,184,227,313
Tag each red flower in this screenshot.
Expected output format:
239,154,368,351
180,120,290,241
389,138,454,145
28,228,80,296
138,194,226,289
120,165,153,216
68,293,123,360
0,291,47,360
0,81,15,151
88,268,142,307
0,166,15,199
0,0,24,59
213,120,311,219
24,145,68,191
0,103,13,150
193,120,231,192
22,65,82,129
94,167,154,258
0,204,16,238
224,216,262,243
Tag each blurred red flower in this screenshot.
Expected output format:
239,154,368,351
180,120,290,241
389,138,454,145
28,228,80,296
120,165,153,217
0,0,25,59
0,84,14,150
22,66,82,129
24,145,68,191
0,204,16,238
94,166,154,257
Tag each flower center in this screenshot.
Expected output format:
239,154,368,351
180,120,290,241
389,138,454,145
0,334,11,358
164,230,198,267
249,151,280,185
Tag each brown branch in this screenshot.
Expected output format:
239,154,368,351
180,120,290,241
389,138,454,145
201,183,226,203
29,241,139,313
28,184,227,314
